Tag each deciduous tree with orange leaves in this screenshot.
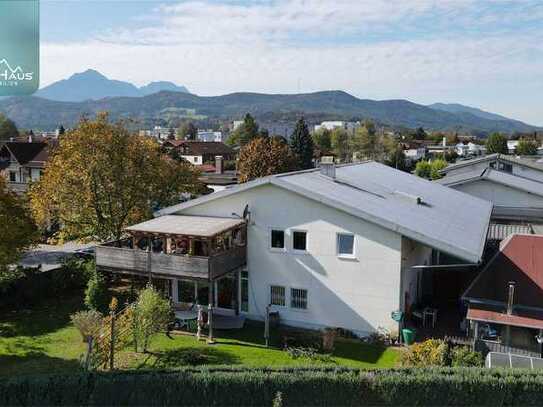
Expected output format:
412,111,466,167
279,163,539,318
0,177,37,273
238,137,299,183
30,113,204,242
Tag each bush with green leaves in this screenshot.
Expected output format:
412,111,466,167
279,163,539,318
132,284,173,352
84,269,110,314
451,346,483,367
3,367,543,406
70,310,103,343
401,339,448,367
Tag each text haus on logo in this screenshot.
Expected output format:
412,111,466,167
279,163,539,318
0,58,34,87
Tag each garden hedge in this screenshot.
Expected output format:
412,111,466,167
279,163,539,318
1,366,543,406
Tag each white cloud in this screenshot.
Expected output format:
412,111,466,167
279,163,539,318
40,0,543,124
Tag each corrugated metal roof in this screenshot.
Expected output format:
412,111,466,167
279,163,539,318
487,223,532,241
125,215,245,237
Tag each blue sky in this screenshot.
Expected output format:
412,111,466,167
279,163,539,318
39,0,543,125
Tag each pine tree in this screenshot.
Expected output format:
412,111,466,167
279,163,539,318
289,117,314,169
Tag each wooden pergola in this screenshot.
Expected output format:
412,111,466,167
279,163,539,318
125,215,247,259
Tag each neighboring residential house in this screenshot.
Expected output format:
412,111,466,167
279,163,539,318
314,121,360,133
507,140,519,155
404,147,426,162
95,161,491,337
437,154,543,225
140,126,176,140
197,130,223,143
170,141,235,165
0,142,49,193
463,234,543,357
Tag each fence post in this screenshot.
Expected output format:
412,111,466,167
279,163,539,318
264,304,270,347
109,310,116,370
84,336,94,371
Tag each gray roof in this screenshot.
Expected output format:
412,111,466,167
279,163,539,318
157,162,492,263
440,153,543,174
125,215,245,237
437,167,543,198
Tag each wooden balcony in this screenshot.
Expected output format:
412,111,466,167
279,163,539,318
96,244,246,281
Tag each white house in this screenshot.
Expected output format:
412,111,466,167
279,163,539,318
197,130,223,143
314,121,359,133
96,161,491,337
0,142,50,193
437,153,543,224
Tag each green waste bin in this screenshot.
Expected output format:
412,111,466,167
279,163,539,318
402,328,416,345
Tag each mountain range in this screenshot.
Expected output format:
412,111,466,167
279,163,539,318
35,69,189,102
0,69,539,134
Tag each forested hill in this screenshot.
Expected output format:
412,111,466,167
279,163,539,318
0,90,539,133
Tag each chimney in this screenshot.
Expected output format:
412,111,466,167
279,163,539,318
320,156,336,179
215,155,224,175
506,281,515,315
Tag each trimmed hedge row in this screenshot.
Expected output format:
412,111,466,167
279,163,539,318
2,366,543,406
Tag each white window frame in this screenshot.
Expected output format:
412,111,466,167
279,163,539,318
269,285,286,307
290,229,308,254
336,232,356,259
290,287,308,311
269,228,286,252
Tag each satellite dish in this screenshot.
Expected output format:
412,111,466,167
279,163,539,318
242,204,250,220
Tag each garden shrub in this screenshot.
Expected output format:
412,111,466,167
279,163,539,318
85,269,110,314
401,339,448,367
2,367,543,406
71,310,103,342
451,346,484,367
0,259,94,309
132,284,173,352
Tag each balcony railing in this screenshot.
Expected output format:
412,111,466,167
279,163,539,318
95,243,246,280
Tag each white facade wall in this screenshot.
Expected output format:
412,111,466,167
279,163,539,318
178,184,404,336
451,180,543,209
181,155,202,165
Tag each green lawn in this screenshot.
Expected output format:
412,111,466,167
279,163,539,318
0,295,399,376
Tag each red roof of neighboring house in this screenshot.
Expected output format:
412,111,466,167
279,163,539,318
464,234,543,328
199,164,216,173
467,307,543,330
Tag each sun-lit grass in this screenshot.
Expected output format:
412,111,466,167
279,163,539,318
0,294,399,376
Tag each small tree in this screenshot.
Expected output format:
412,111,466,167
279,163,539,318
132,284,173,352
516,139,538,155
430,159,447,180
312,128,332,156
227,113,260,146
330,128,350,162
71,310,103,343
85,269,109,314
289,117,314,169
486,132,508,154
0,113,18,142
178,122,197,140
414,160,432,179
